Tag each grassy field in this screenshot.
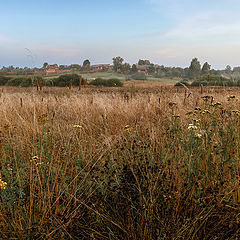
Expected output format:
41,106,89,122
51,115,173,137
1,83,240,239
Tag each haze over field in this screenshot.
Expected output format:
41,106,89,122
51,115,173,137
1,0,240,68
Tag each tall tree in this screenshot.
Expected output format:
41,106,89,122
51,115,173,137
225,65,232,75
112,56,124,72
43,62,48,68
189,58,201,79
82,59,90,70
201,62,211,75
120,63,131,74
131,64,138,73
138,59,150,65
83,59,90,67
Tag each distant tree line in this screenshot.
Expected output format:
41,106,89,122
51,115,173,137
1,57,240,83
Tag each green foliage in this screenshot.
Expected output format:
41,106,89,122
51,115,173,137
131,64,138,73
112,56,124,72
0,75,11,86
83,59,90,66
120,63,131,74
191,75,238,86
89,78,123,87
6,77,31,87
130,72,146,80
53,74,86,87
201,62,211,75
138,59,150,65
189,57,201,79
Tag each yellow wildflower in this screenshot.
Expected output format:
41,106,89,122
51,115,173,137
0,178,7,191
73,125,82,129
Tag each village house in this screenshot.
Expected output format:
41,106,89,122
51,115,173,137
136,65,149,74
91,64,112,71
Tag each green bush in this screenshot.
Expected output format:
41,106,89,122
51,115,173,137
53,74,86,87
6,77,29,86
130,72,146,80
0,75,11,86
191,75,239,86
89,78,123,87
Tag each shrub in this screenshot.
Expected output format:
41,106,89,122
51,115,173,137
6,77,31,87
191,75,238,86
0,75,11,86
53,74,86,87
130,72,146,80
89,78,123,87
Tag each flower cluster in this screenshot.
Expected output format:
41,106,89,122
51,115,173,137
188,123,199,130
73,125,82,129
202,95,214,102
0,178,7,191
211,102,222,108
232,110,240,116
188,120,202,139
124,125,131,131
30,156,42,166
227,95,237,101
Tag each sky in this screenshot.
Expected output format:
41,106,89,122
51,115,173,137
1,0,240,69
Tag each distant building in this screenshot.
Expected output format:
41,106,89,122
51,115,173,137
136,65,149,73
35,64,71,74
91,64,112,71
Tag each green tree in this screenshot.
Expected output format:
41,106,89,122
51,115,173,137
201,62,211,75
43,62,48,68
189,58,201,79
138,59,150,65
112,56,124,72
120,63,131,74
82,60,90,70
225,65,232,75
83,59,90,66
131,64,138,73
147,64,155,75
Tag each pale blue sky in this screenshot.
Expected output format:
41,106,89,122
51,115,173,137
1,0,240,69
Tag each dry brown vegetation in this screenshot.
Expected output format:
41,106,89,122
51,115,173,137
1,84,240,239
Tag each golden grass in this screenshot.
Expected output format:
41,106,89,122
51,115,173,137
1,85,240,239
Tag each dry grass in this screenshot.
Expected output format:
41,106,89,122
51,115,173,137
1,85,240,239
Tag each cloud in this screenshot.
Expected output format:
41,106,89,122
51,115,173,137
163,11,240,42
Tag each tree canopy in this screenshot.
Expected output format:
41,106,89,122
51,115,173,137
112,56,124,72
189,58,201,79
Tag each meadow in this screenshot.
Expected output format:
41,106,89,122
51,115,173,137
0,82,240,239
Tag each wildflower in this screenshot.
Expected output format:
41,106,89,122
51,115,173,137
73,125,82,129
194,133,202,139
202,95,214,102
201,110,211,115
0,178,7,191
124,125,131,131
194,107,201,111
30,156,39,162
227,95,236,101
193,119,200,124
188,123,198,130
232,110,240,116
173,115,180,119
211,102,222,108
